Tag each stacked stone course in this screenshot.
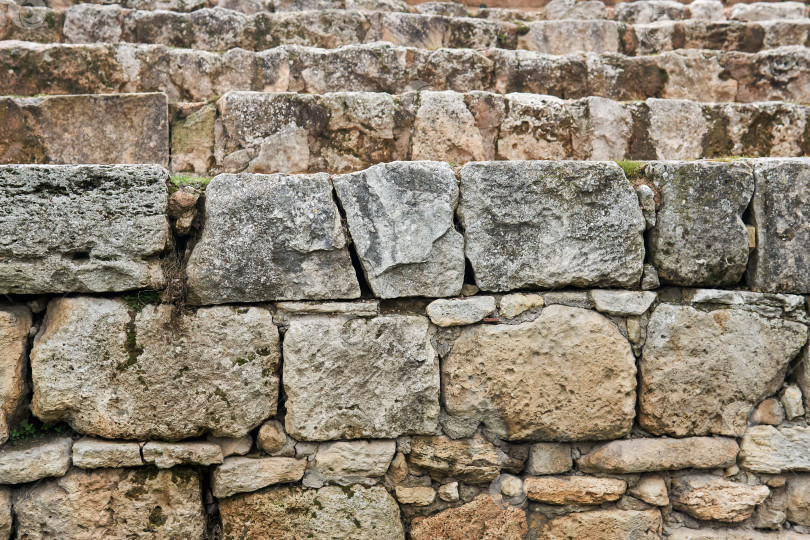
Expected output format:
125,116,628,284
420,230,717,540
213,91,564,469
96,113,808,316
1,0,810,538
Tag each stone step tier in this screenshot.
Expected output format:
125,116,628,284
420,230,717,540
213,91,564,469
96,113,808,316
2,41,808,102
5,1,810,54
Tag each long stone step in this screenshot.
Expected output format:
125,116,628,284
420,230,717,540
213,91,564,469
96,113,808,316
174,90,810,175
2,41,808,103
7,2,808,54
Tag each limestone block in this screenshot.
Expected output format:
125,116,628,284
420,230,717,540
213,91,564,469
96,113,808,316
72,438,144,469
212,457,306,498
142,442,224,468
519,20,621,54
0,437,72,485
672,475,770,522
0,305,31,444
578,437,739,473
304,440,396,487
739,425,810,473
534,509,662,540
526,443,572,475
407,435,522,484
426,297,496,327
410,494,527,540
524,476,627,505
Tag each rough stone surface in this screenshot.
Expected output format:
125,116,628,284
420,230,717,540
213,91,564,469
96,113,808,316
408,435,522,484
186,172,359,304
305,440,396,487
0,94,168,167
0,487,9,540
207,434,253,457
142,442,224,468
31,297,280,441
787,476,810,526
524,476,626,505
72,438,143,469
630,475,669,506
212,457,307,498
459,161,645,291
519,21,621,54
639,304,807,436
0,165,169,294
616,0,685,23
257,420,288,455
730,2,806,22
0,304,31,445
218,485,404,539
747,159,810,294
411,91,486,163
668,528,809,539
590,290,656,316
395,486,436,506
526,443,572,475
534,509,662,540
437,482,459,502
443,305,637,441
578,437,739,473
0,437,72,485
334,161,464,298
646,161,755,286
782,385,805,420
739,426,810,473
671,475,770,522
426,297,496,327
752,398,786,426
410,494,527,540
283,314,439,440
13,467,205,540
498,293,544,319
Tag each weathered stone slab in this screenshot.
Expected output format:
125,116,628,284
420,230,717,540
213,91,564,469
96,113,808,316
218,485,404,539
590,290,656,316
498,293,545,320
304,440,396,487
730,2,806,22
212,457,306,498
334,161,464,298
0,304,30,445
0,165,169,294
615,0,686,23
534,509,662,540
639,304,807,437
394,486,436,506
283,314,439,440
788,476,810,526
0,437,72,485
578,437,739,473
646,160,755,286
143,441,224,468
740,425,810,473
526,443,572,475
0,94,168,166
668,528,810,539
410,494,527,540
747,159,810,294
671,475,770,522
186,173,359,304
13,467,205,540
630,475,669,506
519,20,621,54
31,297,280,441
524,476,626,505
545,0,607,20
426,297,496,327
409,91,488,163
72,438,143,469
459,161,645,291
443,305,636,441
408,435,522,484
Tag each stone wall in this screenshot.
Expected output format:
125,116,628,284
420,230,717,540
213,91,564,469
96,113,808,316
1,159,810,539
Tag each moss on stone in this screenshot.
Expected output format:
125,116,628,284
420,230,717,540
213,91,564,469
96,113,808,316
616,160,646,181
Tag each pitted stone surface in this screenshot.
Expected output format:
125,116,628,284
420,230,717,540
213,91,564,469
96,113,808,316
458,161,645,292
212,457,306,498
31,297,280,441
0,304,31,445
443,305,636,441
0,437,72,485
0,165,169,294
72,438,144,469
578,437,739,473
283,314,439,440
334,161,464,298
218,485,404,539
524,476,627,505
639,304,807,437
426,297,496,327
740,426,810,473
13,467,205,540
410,494,527,540
534,509,662,540
186,172,359,304
305,440,396,487
671,475,770,522
142,442,224,468
407,435,523,484
646,160,755,286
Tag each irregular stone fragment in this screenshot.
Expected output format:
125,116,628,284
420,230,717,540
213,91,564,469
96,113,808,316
739,425,810,473
681,288,807,320
408,435,522,484
500,474,523,498
212,457,306,498
143,442,224,468
459,161,645,291
395,486,436,506
642,264,660,290
535,509,662,540
630,475,669,506
284,314,439,440
334,161,464,298
0,487,9,540
571,96,633,160
31,297,280,441
72,438,143,469
0,94,168,166
186,172,359,303
672,475,770,522
257,420,288,455
644,99,709,160
752,398,786,426
0,165,169,294
437,482,459,502
781,385,805,420
305,440,396,487
171,103,216,173
218,485,404,539
578,437,739,473
526,443,572,475
207,434,253,457
615,0,685,23
688,0,725,21
639,304,807,436
498,293,544,320
730,2,806,22
13,467,205,540
747,159,810,294
497,94,572,161
544,0,607,20
646,160,755,286
524,476,626,505
443,305,636,441
426,297,496,327
410,494,527,540
787,476,810,526
410,91,486,163
590,290,656,316
0,304,31,444
0,437,72,484
167,187,200,236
